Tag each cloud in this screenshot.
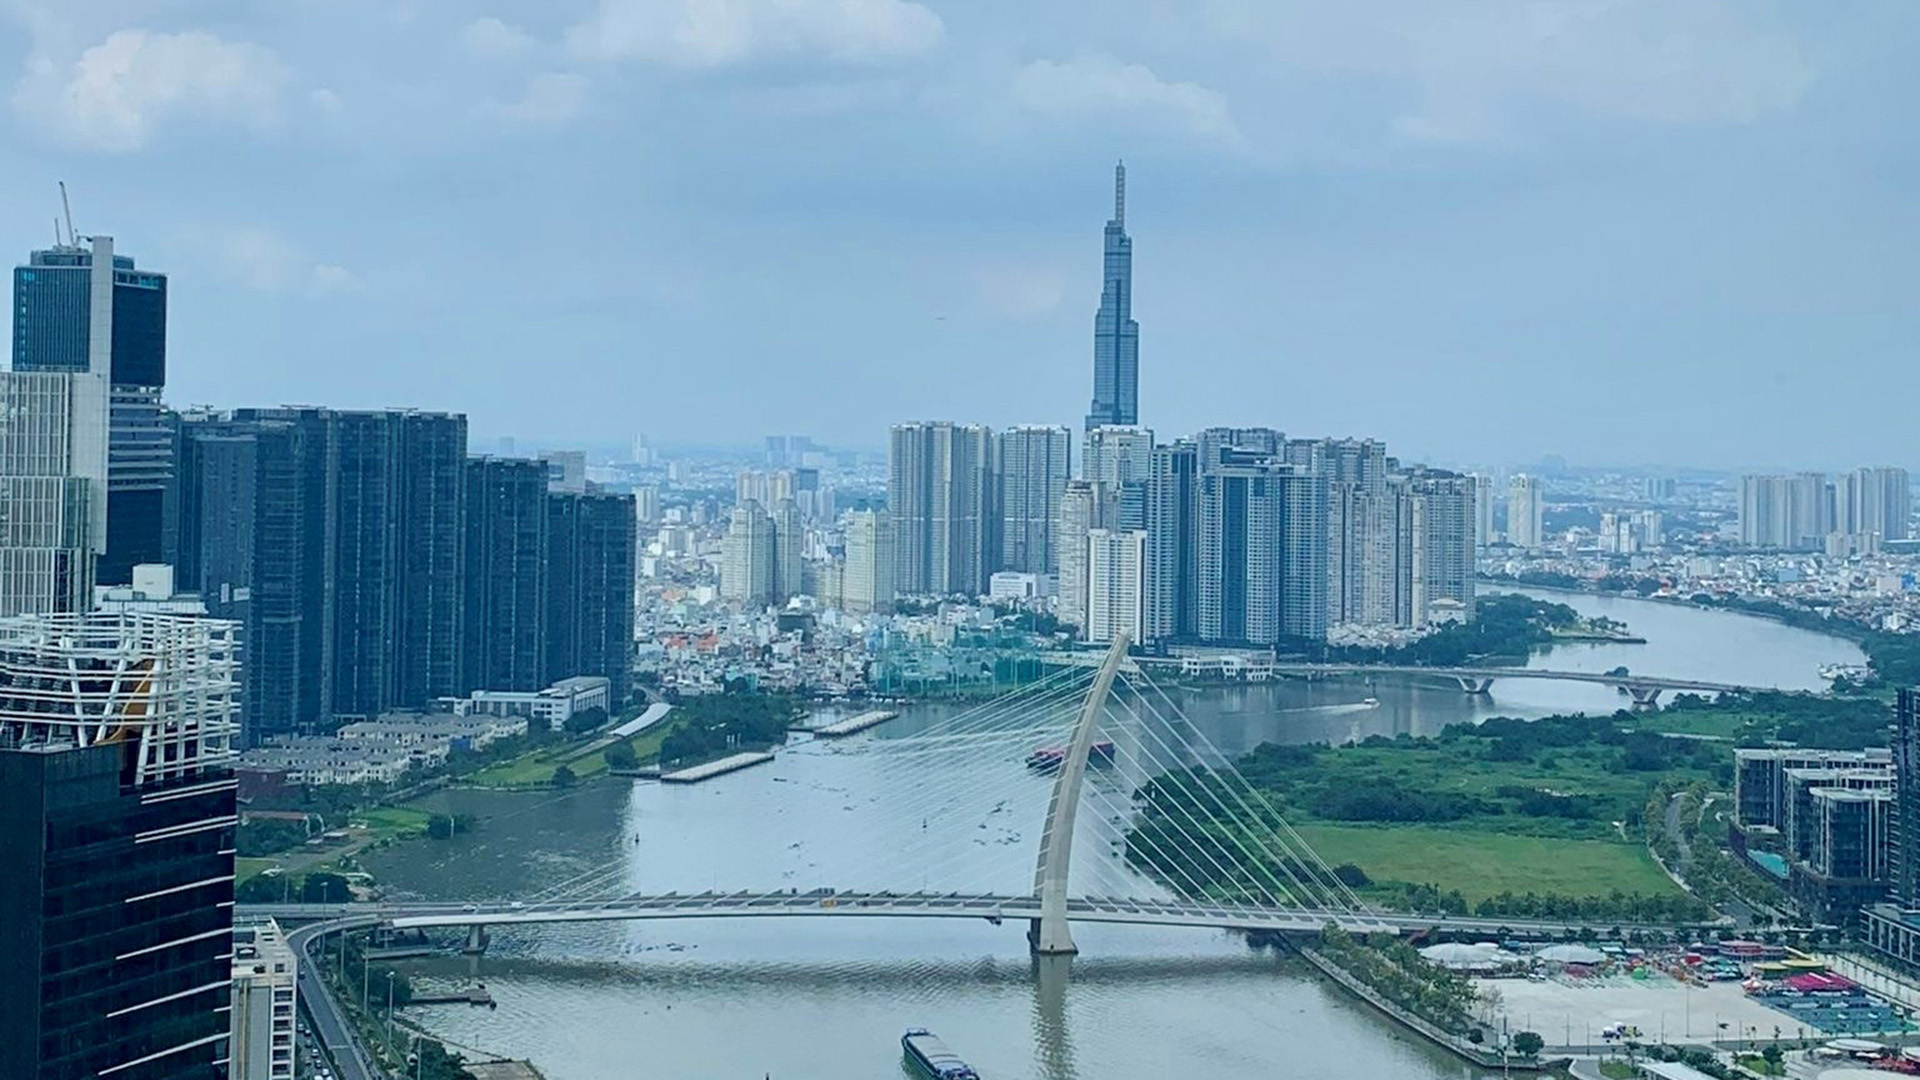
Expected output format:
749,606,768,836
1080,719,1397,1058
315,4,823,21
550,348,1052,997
1012,54,1242,144
1201,0,1813,143
567,0,943,68
13,29,287,153
459,16,536,59
490,72,589,123
193,226,359,298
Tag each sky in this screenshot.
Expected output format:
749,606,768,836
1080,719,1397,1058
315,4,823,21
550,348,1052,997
1,1,1916,470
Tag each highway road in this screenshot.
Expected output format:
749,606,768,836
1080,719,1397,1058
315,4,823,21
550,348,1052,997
289,919,385,1080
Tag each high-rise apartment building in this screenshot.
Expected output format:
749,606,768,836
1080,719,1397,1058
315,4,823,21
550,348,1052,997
1085,528,1147,645
230,917,298,1080
771,498,805,602
1193,450,1327,645
1083,424,1153,530
544,489,635,705
841,509,894,614
1144,442,1199,643
1740,472,1834,550
0,610,239,1080
177,407,468,738
996,425,1071,575
463,457,549,693
1402,469,1477,628
1507,474,1545,550
0,370,109,615
1086,163,1139,431
888,422,996,597
722,500,775,607
13,236,171,584
1845,467,1912,543
1056,480,1103,632
1472,474,1495,552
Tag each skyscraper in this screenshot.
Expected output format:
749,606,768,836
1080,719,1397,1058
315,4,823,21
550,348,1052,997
463,457,549,693
996,425,1071,575
1193,449,1327,645
0,371,108,615
1472,473,1495,552
13,236,171,584
1055,479,1103,632
0,610,239,1080
179,407,467,737
1507,474,1545,551
771,497,805,602
1402,469,1477,628
1144,441,1199,644
1740,472,1834,550
1086,163,1139,432
888,422,996,597
1083,424,1154,530
1845,467,1912,543
723,500,776,607
544,488,635,705
1085,528,1147,645
841,509,895,615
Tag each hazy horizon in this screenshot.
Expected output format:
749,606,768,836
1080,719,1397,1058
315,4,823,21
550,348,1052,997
4,1,1916,469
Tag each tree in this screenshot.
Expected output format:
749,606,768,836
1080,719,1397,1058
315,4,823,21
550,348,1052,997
551,765,578,788
1510,1031,1544,1058
604,741,639,771
563,705,608,735
1761,1044,1784,1071
301,872,352,903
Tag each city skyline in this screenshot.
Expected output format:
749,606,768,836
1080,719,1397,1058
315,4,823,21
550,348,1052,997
3,4,1918,468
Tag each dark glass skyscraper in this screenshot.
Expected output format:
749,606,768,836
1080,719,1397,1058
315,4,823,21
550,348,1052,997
545,489,636,704
13,237,171,585
1086,163,1139,432
464,457,549,693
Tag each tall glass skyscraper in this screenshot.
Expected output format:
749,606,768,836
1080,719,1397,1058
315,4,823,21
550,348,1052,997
1086,163,1139,432
12,236,170,585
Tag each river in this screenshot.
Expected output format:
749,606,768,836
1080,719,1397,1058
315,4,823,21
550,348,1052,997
364,590,1864,1080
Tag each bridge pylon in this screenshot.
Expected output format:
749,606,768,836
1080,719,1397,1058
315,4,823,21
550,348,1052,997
1029,632,1131,956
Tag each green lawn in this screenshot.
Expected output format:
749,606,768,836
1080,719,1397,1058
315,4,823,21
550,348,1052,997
466,727,675,787
351,806,433,839
1291,822,1686,904
236,857,277,883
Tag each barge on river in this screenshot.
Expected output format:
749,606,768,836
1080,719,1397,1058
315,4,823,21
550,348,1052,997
902,1028,980,1080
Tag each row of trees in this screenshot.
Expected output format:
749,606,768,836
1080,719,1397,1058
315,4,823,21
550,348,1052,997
1315,927,1481,1037
1318,594,1582,667
1395,882,1711,923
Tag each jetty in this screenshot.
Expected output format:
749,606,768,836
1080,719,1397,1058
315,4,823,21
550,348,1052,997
806,709,900,738
659,751,775,784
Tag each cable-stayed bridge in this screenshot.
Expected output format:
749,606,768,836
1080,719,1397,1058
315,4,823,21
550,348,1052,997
267,637,1457,954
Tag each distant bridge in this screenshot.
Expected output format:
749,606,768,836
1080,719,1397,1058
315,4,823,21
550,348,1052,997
1043,653,1756,706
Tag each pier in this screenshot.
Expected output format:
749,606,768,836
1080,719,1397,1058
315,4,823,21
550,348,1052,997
659,751,775,784
806,709,900,738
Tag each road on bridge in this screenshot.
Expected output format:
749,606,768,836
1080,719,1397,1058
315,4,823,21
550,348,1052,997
288,919,384,1080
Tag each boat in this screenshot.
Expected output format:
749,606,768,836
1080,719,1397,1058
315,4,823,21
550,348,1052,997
1360,697,1379,708
902,1028,980,1080
1026,740,1117,772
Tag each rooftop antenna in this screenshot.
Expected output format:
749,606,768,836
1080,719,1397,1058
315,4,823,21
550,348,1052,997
58,181,76,246
1113,160,1126,228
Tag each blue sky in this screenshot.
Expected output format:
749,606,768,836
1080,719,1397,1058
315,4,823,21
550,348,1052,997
2,0,1915,469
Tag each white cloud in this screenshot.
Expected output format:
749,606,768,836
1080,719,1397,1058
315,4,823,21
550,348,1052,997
1201,0,1813,142
459,16,536,59
192,226,359,298
1012,54,1241,144
491,72,589,123
13,29,287,153
309,264,364,296
567,0,943,68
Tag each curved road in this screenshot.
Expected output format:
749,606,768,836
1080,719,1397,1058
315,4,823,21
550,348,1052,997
288,917,384,1080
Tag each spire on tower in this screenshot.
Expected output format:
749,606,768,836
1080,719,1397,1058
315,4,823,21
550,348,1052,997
1113,160,1126,228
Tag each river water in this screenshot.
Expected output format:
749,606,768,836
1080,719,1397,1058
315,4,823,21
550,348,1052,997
365,591,1864,1080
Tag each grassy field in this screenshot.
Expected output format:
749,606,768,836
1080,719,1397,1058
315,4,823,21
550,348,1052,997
1291,823,1686,904
351,806,433,839
236,857,277,883
466,726,676,788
